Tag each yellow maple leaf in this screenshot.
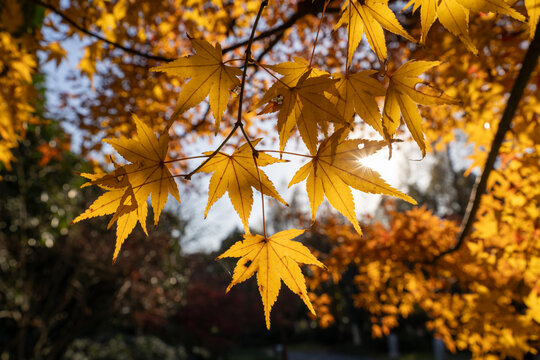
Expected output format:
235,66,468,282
382,60,454,157
259,74,345,155
403,0,524,51
45,42,67,67
74,114,180,261
403,0,478,54
437,0,478,54
289,132,416,234
328,71,385,134
197,139,288,233
73,170,148,262
105,114,180,226
336,0,415,63
265,57,329,87
402,0,439,44
150,38,242,133
456,0,525,21
218,229,325,329
76,168,139,227
525,0,539,39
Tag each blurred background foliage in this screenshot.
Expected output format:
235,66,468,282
0,117,477,360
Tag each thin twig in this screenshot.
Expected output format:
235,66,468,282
189,105,212,133
235,0,269,157
183,0,269,180
258,150,313,158
163,155,209,163
309,0,330,66
256,31,286,63
345,0,352,74
175,104,212,139
182,126,239,180
433,22,540,262
239,125,258,155
223,12,302,54
234,0,269,236
37,0,338,63
222,3,342,54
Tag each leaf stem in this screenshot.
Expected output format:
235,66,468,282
253,154,267,238
309,0,330,66
164,155,210,163
258,150,314,158
251,58,293,89
183,0,268,185
183,125,239,180
345,0,352,74
235,0,269,237
223,58,246,64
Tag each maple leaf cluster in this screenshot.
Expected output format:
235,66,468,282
73,115,180,262
77,35,432,326
2,0,537,338
70,0,537,329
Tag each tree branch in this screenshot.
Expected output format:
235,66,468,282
223,4,340,54
182,0,268,180
235,0,269,156
434,22,540,261
34,0,173,62
36,0,339,63
256,31,286,63
223,9,304,54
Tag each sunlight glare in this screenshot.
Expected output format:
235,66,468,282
359,147,400,184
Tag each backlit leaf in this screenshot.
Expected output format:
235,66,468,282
75,114,179,261
336,0,415,63
105,114,180,226
382,60,455,157
437,0,478,55
404,0,524,51
525,0,539,39
197,139,288,233
151,38,242,133
218,229,325,329
328,71,385,134
259,74,344,155
289,132,416,234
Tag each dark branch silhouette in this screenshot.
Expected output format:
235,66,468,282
35,0,339,62
434,21,540,261
34,0,173,62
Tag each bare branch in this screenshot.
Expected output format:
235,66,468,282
34,0,173,62
223,4,340,54
36,0,339,63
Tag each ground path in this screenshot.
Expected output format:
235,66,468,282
288,350,374,360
